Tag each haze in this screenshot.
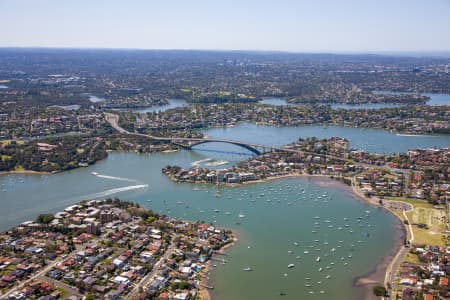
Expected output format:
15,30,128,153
1,0,450,53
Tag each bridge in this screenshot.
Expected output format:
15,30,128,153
103,112,374,165
104,113,292,155
178,139,269,155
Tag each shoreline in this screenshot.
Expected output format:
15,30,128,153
0,170,51,175
182,173,407,300
2,164,408,300
200,234,239,300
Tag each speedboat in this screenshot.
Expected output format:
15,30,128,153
243,267,252,271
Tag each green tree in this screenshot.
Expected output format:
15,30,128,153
373,285,387,297
36,213,54,224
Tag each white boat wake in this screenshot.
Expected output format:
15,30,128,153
205,160,229,166
82,184,149,199
190,158,213,166
396,133,437,137
91,172,140,183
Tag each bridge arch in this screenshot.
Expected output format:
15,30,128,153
187,140,262,155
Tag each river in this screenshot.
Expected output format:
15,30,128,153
1,125,449,299
260,92,450,108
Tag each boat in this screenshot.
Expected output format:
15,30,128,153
147,199,152,202
213,209,220,213
316,257,321,262
243,267,252,271
91,172,99,176
238,213,245,218
225,212,231,215
303,251,309,254
326,275,331,279
287,264,295,268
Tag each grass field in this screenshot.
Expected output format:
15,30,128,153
404,251,422,264
388,197,448,247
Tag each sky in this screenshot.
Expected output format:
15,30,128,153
1,0,450,53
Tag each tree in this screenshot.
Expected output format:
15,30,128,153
85,293,95,300
36,213,54,224
373,285,387,297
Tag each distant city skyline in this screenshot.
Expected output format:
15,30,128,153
1,0,450,53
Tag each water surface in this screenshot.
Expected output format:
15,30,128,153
202,123,450,154
260,93,450,108
1,124,447,300
0,151,398,300
127,99,188,113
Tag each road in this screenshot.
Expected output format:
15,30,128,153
384,201,414,299
104,112,375,164
0,246,81,299
126,235,179,299
40,275,82,298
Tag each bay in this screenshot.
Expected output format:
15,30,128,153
1,124,448,299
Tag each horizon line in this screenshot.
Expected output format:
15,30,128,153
1,46,450,58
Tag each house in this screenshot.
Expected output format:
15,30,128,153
423,294,433,300
25,246,44,254
439,276,448,287
113,275,130,285
113,258,124,268
174,293,190,300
